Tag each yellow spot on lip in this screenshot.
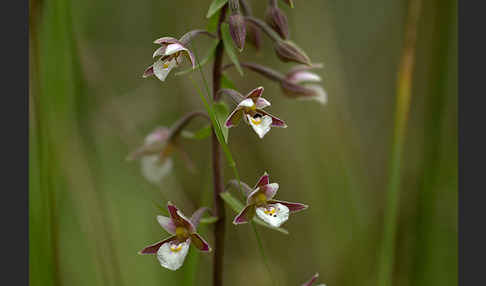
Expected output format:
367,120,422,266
170,243,183,252
162,63,169,69
250,117,262,125
264,207,276,215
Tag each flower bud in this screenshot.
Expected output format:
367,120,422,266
265,5,289,39
274,40,311,65
229,13,247,51
229,0,239,12
280,79,327,104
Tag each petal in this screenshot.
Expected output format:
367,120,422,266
301,273,320,286
167,202,196,232
268,199,308,213
262,183,279,200
153,58,177,82
153,36,179,45
245,86,264,99
185,50,196,69
237,98,256,108
141,155,173,185
289,71,322,84
157,215,176,234
190,233,211,252
145,127,170,145
138,235,176,255
143,65,154,78
156,239,190,271
254,172,270,188
233,205,256,224
255,97,271,109
152,46,167,58
247,114,272,139
225,108,244,128
246,187,261,204
190,207,209,228
259,110,287,128
164,43,188,56
301,84,327,105
126,128,170,161
256,203,290,227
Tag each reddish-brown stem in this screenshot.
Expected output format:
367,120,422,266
212,4,228,286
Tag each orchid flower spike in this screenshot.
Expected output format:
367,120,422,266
126,126,194,184
281,64,327,105
143,36,196,82
224,87,287,138
233,172,308,227
139,202,211,271
301,273,326,286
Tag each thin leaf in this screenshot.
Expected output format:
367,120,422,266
176,40,220,76
153,202,169,216
213,102,230,143
221,23,244,76
219,192,289,234
221,73,236,89
188,75,236,169
181,125,212,140
206,0,228,19
207,9,220,33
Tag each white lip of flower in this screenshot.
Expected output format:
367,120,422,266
246,114,273,138
256,203,289,227
151,43,189,81
141,155,173,184
153,58,177,82
156,240,190,271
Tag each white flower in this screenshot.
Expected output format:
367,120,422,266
224,87,287,139
143,37,196,82
139,203,211,271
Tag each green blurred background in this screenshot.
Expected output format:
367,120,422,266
29,0,457,285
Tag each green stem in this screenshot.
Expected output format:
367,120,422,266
250,221,276,286
377,0,422,286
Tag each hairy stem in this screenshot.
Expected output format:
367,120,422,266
212,4,228,286
377,0,422,286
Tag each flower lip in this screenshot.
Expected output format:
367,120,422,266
156,238,190,271
247,114,272,138
256,203,289,227
232,173,307,228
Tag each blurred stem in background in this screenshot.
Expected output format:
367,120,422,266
377,0,422,286
29,0,123,285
